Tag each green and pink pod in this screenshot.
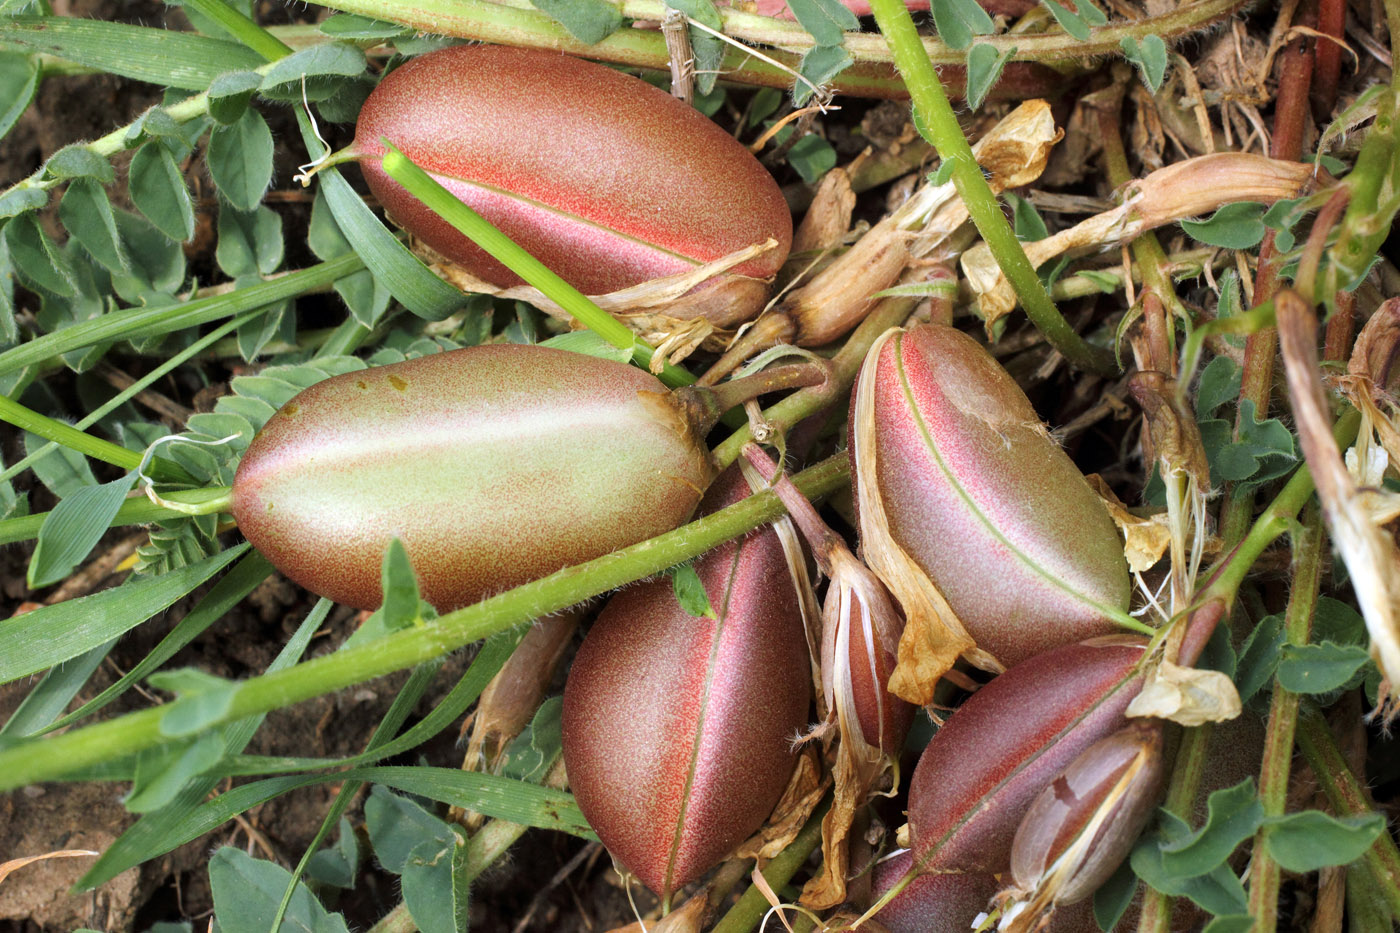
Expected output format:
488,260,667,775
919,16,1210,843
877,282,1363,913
852,324,1131,668
354,45,791,323
561,468,811,902
230,345,713,611
906,636,1146,875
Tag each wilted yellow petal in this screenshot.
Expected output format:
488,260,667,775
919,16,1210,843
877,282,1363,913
1126,660,1242,726
1086,475,1172,574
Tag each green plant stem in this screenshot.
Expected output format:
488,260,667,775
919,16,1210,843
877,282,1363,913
1136,723,1212,933
317,0,1247,70
0,394,182,480
0,252,365,377
0,313,257,486
1295,704,1400,917
1097,99,1191,352
1247,505,1324,933
1199,406,1359,607
710,796,831,933
867,0,1116,375
711,293,918,468
0,486,232,546
1,56,283,205
0,457,848,790
379,145,695,389
180,0,292,60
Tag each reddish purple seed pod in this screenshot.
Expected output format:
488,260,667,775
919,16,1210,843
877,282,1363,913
906,637,1146,875
561,469,811,901
354,45,791,311
870,852,1104,933
870,851,1000,933
854,324,1131,668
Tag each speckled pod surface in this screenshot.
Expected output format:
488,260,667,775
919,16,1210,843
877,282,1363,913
231,345,712,611
561,469,810,900
859,324,1131,667
355,45,791,297
906,637,1146,875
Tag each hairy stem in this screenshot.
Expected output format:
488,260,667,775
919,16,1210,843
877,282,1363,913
314,0,1250,69
0,457,849,789
868,0,1115,374
1295,704,1400,917
1247,505,1324,933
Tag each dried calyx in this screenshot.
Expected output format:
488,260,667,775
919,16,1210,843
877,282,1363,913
998,721,1166,932
740,442,913,909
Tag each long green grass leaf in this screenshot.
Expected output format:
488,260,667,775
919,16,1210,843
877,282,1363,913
0,17,264,89
0,252,363,376
0,543,247,683
0,639,114,738
28,552,275,736
79,598,331,889
27,472,139,588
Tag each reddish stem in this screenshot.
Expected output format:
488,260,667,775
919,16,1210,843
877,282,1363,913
1324,287,1357,361
1313,0,1346,119
740,442,843,575
1219,33,1316,544
1235,36,1316,424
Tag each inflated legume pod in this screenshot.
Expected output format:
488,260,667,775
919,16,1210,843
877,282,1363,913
230,345,714,611
852,324,1132,668
561,468,810,901
906,637,1146,874
354,45,791,321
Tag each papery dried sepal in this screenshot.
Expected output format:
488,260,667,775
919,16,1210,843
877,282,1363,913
1001,722,1165,932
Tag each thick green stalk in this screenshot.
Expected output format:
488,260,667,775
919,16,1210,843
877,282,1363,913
180,0,292,60
311,0,1247,69
0,395,166,476
0,486,233,546
379,146,694,388
1295,704,1400,917
0,457,848,790
1247,506,1324,933
866,0,1116,375
0,252,365,376
710,796,831,933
